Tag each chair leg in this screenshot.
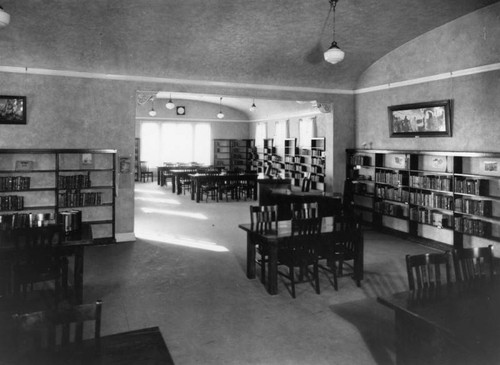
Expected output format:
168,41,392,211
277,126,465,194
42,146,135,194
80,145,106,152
289,266,296,299
260,256,266,284
314,262,320,294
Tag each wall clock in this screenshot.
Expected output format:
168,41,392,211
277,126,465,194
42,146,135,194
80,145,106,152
176,106,186,115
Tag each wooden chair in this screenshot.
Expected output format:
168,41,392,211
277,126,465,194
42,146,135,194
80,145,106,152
452,245,495,282
277,217,322,298
200,173,219,202
12,225,69,303
178,174,192,195
12,300,102,358
220,172,241,201
161,163,176,186
405,252,451,290
290,202,319,219
250,205,278,284
140,161,154,182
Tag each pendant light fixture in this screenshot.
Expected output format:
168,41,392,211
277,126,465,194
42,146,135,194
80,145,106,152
249,99,257,112
217,97,225,119
324,0,345,65
148,97,157,117
0,6,10,27
165,94,175,110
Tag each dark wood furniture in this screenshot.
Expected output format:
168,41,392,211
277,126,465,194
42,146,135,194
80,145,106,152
171,169,198,194
378,281,500,365
189,173,258,203
1,223,94,304
139,161,154,182
452,245,495,282
239,216,364,295
3,325,174,365
405,252,451,290
277,217,322,298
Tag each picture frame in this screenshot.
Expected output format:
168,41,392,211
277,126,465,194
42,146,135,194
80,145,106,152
0,95,27,125
388,100,451,138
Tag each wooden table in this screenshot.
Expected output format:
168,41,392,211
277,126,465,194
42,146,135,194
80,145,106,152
170,169,198,194
3,326,175,365
239,216,364,295
189,173,258,202
377,281,500,365
0,224,94,304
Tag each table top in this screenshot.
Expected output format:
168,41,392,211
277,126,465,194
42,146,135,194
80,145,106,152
377,280,500,358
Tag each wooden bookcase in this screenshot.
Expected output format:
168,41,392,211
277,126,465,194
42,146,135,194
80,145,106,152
346,149,500,249
0,149,116,242
134,138,140,181
213,139,255,171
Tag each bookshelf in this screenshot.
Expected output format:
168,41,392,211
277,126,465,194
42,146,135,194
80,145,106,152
346,149,500,249
213,139,255,171
0,149,116,242
134,138,140,181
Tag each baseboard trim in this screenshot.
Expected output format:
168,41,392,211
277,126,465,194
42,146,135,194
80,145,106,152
115,232,136,243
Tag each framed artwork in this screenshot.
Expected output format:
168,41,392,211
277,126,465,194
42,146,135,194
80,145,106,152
388,100,451,138
0,95,26,125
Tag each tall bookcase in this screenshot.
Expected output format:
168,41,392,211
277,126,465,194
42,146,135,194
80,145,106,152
0,149,116,242
134,138,140,181
213,139,255,171
346,149,500,249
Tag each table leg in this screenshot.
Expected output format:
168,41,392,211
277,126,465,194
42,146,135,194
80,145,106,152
246,233,256,279
191,180,196,201
74,247,84,304
267,244,278,295
172,176,176,193
176,177,182,195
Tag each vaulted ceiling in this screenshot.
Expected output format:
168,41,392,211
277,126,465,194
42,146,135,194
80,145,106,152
1,0,499,92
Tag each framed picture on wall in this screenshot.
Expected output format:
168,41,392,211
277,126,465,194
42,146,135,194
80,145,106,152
0,96,26,125
388,100,452,138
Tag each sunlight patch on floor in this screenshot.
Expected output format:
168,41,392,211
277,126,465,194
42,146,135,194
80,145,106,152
141,207,207,220
135,188,166,195
137,231,229,252
135,196,181,205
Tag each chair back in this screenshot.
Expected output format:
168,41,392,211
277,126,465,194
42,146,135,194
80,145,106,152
250,205,278,234
452,245,495,282
290,202,319,219
140,161,149,173
14,225,64,268
291,217,322,238
13,300,102,353
406,252,451,290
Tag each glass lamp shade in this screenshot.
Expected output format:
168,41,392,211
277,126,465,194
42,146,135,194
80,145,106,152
324,42,345,64
249,103,256,112
166,100,175,109
217,112,224,119
149,109,157,117
0,8,9,27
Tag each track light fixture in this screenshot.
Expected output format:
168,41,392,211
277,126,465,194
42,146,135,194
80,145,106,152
217,97,225,119
148,97,157,117
165,94,175,110
249,99,257,112
324,0,345,65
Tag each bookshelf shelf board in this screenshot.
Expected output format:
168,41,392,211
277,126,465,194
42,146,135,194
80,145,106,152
0,187,55,192
353,192,375,198
454,192,500,201
409,187,453,194
59,168,114,172
375,181,409,188
21,205,57,210
454,212,500,223
408,204,453,213
0,169,56,174
410,221,453,231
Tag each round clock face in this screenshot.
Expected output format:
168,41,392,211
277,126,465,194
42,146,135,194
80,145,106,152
177,106,185,115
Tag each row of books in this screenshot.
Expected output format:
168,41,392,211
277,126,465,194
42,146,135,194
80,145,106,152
310,175,324,183
454,198,492,217
454,178,488,196
0,176,31,192
310,149,324,157
58,173,91,189
311,165,323,174
0,195,24,211
409,175,452,191
374,201,409,218
349,155,370,166
454,217,490,237
409,208,452,228
0,212,55,230
376,186,409,203
375,171,408,186
311,156,325,166
409,192,454,210
58,191,102,208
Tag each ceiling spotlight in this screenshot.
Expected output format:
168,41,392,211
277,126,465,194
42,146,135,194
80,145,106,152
249,99,257,112
324,0,345,65
217,97,225,119
148,98,157,117
0,6,10,27
165,94,175,110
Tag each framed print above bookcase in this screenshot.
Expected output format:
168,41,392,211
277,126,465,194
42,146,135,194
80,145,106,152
0,95,26,125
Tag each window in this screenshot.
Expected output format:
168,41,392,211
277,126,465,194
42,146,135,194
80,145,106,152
255,122,267,147
299,117,316,147
140,122,211,166
274,120,289,147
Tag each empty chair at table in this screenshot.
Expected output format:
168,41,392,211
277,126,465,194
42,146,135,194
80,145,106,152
249,205,278,284
200,172,219,202
220,171,241,201
290,202,319,219
405,252,451,290
452,245,495,282
277,217,322,298
140,161,154,182
12,225,69,303
12,300,102,362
